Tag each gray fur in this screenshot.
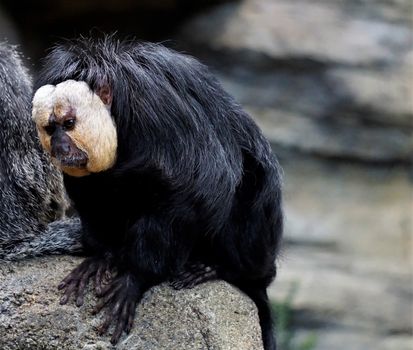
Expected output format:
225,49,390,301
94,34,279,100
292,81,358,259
0,42,83,260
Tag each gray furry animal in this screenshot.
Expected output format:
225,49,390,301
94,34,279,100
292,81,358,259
0,42,82,260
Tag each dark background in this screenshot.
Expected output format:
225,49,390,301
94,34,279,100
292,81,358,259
0,0,228,61
0,1,412,349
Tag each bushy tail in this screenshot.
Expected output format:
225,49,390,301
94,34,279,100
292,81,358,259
0,217,83,261
240,286,276,350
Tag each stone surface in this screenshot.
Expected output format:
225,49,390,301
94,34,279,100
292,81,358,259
246,107,413,162
0,256,264,350
178,0,413,161
268,153,413,350
180,0,412,65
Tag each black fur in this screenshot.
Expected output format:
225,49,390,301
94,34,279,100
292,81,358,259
37,36,283,349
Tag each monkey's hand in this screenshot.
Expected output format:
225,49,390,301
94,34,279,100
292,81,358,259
170,262,217,290
92,272,139,345
58,255,113,307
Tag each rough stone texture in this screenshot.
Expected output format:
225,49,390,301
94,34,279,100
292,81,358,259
246,107,412,162
180,0,412,65
178,0,413,162
0,256,264,350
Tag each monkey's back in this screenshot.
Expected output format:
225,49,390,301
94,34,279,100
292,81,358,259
0,43,67,244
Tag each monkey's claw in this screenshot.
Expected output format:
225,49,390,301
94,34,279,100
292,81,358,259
171,263,217,290
92,273,139,345
58,255,113,306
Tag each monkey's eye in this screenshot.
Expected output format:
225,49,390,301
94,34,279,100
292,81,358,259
63,118,76,131
44,124,56,135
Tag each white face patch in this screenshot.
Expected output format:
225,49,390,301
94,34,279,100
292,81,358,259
32,80,118,177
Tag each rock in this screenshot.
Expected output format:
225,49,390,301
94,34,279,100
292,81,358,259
179,0,412,65
291,329,413,350
248,107,413,162
0,256,264,350
268,154,413,350
177,0,413,161
327,63,413,127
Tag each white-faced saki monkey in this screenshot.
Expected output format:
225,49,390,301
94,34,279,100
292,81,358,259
32,36,283,349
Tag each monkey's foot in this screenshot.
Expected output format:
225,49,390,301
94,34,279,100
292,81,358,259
58,255,113,307
92,273,139,345
170,263,217,290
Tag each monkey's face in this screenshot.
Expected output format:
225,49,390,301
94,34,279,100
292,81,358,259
32,80,117,177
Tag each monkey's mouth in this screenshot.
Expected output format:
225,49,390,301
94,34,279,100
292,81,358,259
54,153,89,168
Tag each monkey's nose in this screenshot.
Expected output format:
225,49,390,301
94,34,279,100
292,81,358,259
60,142,71,154
51,140,71,158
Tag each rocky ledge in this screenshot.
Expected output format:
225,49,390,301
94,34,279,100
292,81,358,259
0,256,263,350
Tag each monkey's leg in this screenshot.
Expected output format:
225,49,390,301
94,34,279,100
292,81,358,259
170,262,217,290
58,254,113,306
92,214,191,344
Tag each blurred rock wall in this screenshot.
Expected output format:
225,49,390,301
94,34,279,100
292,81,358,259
177,0,413,163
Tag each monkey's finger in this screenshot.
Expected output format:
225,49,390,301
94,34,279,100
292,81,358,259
92,299,109,316
189,267,216,283
97,278,122,298
95,262,111,296
75,277,89,307
111,328,123,345
75,267,96,306
75,263,97,306
121,299,137,335
75,294,84,307
104,270,112,283
170,270,194,289
58,273,76,290
110,303,128,344
60,281,79,305
125,301,136,334
170,280,184,290
58,259,91,290
97,298,123,337
189,273,216,288
58,281,67,290
120,299,130,321
95,265,104,295
171,266,217,290
92,286,120,315
97,313,112,336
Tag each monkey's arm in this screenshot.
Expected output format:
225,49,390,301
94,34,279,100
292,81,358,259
97,214,193,344
58,212,193,344
0,217,83,261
